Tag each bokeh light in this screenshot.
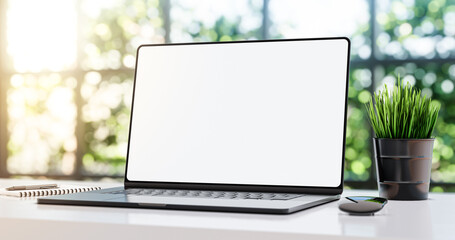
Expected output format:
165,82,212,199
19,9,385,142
7,74,77,175
171,0,263,42
81,72,133,175
269,0,371,60
81,0,165,70
376,0,455,59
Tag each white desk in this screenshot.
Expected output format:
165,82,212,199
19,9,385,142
0,179,453,240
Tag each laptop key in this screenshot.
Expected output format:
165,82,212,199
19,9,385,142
271,194,303,200
106,189,303,200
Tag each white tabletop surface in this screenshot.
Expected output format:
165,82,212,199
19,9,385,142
0,178,453,240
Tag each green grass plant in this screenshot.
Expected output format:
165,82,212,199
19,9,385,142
365,78,440,139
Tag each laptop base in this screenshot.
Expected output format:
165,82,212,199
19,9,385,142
38,187,340,214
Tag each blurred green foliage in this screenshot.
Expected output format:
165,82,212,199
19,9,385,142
81,72,133,175
79,0,455,191
81,0,165,70
81,0,165,175
344,69,372,182
371,0,455,190
185,16,261,42
344,0,455,192
376,0,455,58
170,0,263,42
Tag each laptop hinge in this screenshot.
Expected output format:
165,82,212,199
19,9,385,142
124,181,342,195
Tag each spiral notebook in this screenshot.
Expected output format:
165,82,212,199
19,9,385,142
0,185,101,197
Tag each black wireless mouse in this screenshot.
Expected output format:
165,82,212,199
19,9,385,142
338,196,388,216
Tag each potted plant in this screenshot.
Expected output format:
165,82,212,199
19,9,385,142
365,78,440,200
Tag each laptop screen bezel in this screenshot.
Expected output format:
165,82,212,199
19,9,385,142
123,37,350,195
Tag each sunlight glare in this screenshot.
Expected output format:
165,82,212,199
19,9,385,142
7,0,77,72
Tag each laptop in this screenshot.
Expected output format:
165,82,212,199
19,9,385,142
38,37,351,214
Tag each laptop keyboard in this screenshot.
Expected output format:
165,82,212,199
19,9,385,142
106,188,303,200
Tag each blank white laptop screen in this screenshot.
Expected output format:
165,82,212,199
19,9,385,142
127,39,349,187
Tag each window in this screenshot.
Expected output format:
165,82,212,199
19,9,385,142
1,0,455,191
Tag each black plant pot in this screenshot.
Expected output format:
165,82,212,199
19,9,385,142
373,138,434,200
